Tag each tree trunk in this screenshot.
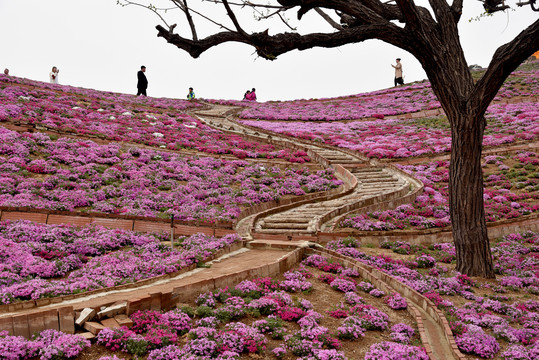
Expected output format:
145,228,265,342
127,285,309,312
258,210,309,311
448,112,495,278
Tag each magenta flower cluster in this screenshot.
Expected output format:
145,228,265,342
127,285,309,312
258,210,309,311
0,127,340,221
326,231,539,358
0,220,239,303
0,329,90,360
0,77,311,163
341,153,538,231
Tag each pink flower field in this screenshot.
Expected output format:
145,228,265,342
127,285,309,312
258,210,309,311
0,220,240,304
340,151,539,231
0,127,340,221
0,77,310,163
0,61,537,360
240,100,538,159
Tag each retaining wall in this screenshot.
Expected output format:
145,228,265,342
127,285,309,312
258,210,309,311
319,212,539,246
0,245,304,338
0,241,246,315
306,247,468,359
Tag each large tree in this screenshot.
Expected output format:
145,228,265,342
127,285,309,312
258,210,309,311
123,0,538,277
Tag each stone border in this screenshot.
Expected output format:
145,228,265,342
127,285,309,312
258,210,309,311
0,206,233,229
306,247,467,359
0,240,246,314
319,212,539,246
195,111,335,168
127,247,304,314
0,210,238,238
326,181,422,232
319,167,424,232
0,246,304,338
248,165,359,239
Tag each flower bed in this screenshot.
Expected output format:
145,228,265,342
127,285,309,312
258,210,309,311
0,127,340,221
326,231,539,359
78,256,424,359
0,329,90,360
0,78,310,163
0,220,240,304
238,82,438,121
235,62,538,122
240,99,537,159
339,151,538,231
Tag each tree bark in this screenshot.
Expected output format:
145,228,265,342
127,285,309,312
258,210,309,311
449,113,495,278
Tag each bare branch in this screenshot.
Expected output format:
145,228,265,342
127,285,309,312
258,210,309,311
395,0,427,31
156,22,408,59
470,18,539,114
482,0,511,13
178,0,199,40
118,0,172,27
451,0,464,21
314,7,344,30
222,0,248,36
277,13,297,30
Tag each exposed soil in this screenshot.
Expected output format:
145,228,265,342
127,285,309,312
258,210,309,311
71,264,419,360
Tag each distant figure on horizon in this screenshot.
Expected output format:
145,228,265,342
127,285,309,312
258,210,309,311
392,58,404,86
187,87,195,100
245,88,257,101
49,66,59,84
3,69,9,76
137,66,148,96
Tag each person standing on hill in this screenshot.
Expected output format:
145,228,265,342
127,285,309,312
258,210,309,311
187,87,195,100
49,66,59,84
3,69,9,76
137,66,148,96
392,58,404,86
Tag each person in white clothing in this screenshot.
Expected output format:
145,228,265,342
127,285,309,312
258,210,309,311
49,66,59,84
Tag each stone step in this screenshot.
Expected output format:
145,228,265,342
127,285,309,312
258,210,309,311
361,182,405,189
351,167,384,173
330,160,364,165
262,222,310,229
256,228,313,234
263,218,311,224
359,177,399,183
354,172,393,179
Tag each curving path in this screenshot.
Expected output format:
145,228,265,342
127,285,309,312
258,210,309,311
194,105,422,238
0,102,461,359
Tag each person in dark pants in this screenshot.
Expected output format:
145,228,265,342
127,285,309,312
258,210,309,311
392,58,404,86
137,66,148,96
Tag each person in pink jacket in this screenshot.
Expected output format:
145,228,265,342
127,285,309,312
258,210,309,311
247,88,257,101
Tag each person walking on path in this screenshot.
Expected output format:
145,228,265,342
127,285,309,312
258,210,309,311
49,66,59,84
187,87,195,100
137,66,148,96
392,58,404,86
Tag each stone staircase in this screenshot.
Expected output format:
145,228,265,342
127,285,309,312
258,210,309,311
194,105,422,238
254,166,415,235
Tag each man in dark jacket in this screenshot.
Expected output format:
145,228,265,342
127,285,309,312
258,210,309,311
137,66,148,96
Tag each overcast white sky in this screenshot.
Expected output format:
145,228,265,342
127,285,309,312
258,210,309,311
0,1,536,101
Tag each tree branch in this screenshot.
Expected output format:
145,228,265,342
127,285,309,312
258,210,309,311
175,0,198,40
395,0,426,31
222,0,248,36
156,22,408,59
314,7,344,30
450,0,463,21
470,18,539,114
